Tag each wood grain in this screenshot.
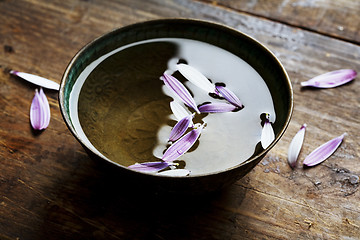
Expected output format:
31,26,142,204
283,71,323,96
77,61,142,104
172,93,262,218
0,0,359,239
202,0,360,45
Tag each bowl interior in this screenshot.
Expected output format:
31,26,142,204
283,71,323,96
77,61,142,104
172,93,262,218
59,19,293,178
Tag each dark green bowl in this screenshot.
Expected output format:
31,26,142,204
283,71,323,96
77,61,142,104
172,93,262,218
59,19,293,195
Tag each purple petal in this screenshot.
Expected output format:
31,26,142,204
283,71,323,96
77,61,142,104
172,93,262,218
30,88,50,130
10,70,60,90
287,124,307,168
158,169,190,176
162,124,204,162
303,133,346,167
261,114,275,149
215,85,244,108
161,74,200,113
176,64,215,93
30,90,42,130
169,114,194,142
198,102,237,113
301,69,357,88
128,161,170,172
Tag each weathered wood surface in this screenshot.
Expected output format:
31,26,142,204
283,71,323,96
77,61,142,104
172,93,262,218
0,0,359,239
204,0,360,45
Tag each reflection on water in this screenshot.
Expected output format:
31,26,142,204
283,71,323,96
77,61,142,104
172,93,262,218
77,38,275,175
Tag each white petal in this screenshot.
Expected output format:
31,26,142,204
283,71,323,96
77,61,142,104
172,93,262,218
10,71,59,90
176,64,215,93
157,169,190,177
287,124,306,168
261,121,275,149
39,88,51,129
170,101,191,121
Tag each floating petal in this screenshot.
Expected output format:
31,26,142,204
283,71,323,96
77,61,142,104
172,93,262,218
215,85,244,108
161,73,200,113
10,70,60,90
162,124,204,162
30,88,50,130
158,169,190,177
303,133,346,167
170,101,191,121
169,114,194,142
198,102,237,113
128,161,170,172
176,64,215,93
261,114,275,149
300,69,357,88
287,124,307,168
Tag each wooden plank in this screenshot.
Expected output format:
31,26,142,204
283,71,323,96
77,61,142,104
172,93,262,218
0,0,359,239
201,0,360,44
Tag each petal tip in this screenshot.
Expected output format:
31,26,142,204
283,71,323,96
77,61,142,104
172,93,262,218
300,81,309,87
10,70,18,75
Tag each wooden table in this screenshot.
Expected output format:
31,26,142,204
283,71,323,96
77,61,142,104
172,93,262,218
1,0,359,239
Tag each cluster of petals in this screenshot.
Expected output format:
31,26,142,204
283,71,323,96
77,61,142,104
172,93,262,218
13,63,356,176
286,69,355,169
287,125,345,168
130,63,246,175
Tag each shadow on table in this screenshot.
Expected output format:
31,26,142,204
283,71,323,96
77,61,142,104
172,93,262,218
42,155,249,239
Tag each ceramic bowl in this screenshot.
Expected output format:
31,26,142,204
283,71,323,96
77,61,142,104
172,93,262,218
59,19,293,195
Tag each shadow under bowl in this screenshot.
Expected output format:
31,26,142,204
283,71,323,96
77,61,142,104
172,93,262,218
59,19,293,195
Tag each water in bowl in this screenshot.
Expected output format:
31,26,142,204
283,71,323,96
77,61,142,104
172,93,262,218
69,38,275,176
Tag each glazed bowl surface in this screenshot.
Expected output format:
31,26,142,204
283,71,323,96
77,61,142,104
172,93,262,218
59,19,293,194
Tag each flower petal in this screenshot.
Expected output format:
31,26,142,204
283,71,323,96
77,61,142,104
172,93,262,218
161,73,200,113
215,85,244,108
30,90,42,130
10,70,60,90
176,64,215,93
30,88,50,130
300,69,357,88
170,101,190,120
287,124,307,168
38,88,51,129
198,102,237,113
261,114,275,149
162,124,204,162
169,114,194,142
303,133,346,167
158,169,190,176
128,161,170,172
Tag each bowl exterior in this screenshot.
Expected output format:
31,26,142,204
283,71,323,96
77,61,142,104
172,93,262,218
59,19,293,194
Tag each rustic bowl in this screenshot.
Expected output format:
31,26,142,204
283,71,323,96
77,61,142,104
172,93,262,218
59,19,293,195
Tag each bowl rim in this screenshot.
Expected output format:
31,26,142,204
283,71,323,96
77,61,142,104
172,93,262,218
59,18,294,178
